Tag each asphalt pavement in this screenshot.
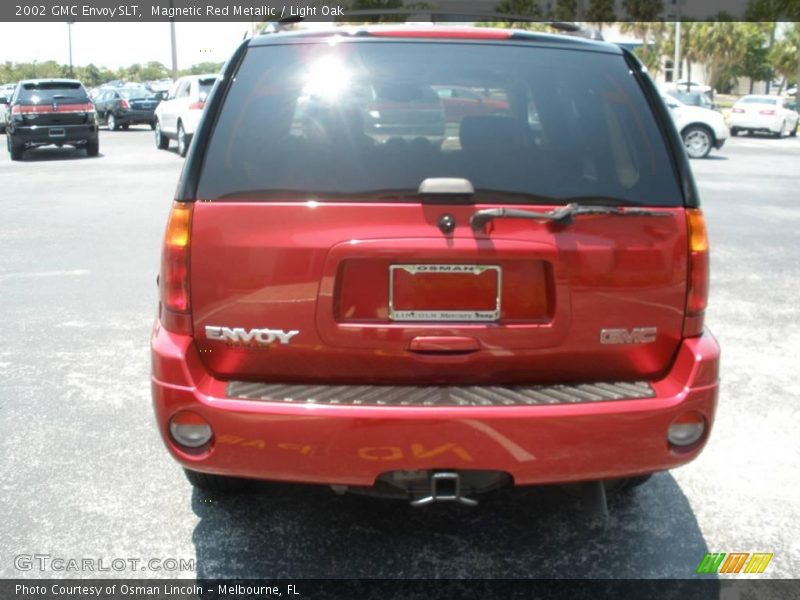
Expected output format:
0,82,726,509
0,128,798,583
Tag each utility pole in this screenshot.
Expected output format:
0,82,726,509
67,21,74,78
169,0,178,79
673,0,682,83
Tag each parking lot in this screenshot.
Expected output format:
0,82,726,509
1,128,799,580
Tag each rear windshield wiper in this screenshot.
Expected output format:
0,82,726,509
471,198,672,231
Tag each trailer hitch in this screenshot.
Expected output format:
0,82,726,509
410,471,478,507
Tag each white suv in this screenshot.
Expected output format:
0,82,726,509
662,94,729,158
153,74,218,156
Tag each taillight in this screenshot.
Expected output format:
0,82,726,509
121,99,130,109
159,202,193,335
759,109,775,115
189,101,205,110
684,209,709,337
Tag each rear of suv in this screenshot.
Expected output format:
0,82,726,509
6,79,99,160
153,74,218,157
151,26,719,507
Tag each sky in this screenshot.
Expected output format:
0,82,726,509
0,22,259,69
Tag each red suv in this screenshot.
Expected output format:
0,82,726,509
151,25,719,507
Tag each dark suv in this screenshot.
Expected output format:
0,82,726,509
152,26,719,508
6,79,98,160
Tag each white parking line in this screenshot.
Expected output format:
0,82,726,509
0,269,90,280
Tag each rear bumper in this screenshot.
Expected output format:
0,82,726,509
151,324,720,487
115,109,155,124
10,124,97,145
729,115,782,132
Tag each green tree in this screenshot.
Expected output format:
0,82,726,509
620,0,663,21
693,20,748,91
82,63,102,87
180,62,224,76
552,0,577,20
746,0,800,92
619,0,667,73
769,24,800,92
493,0,543,18
733,24,773,93
336,0,435,22
585,0,616,31
140,61,169,81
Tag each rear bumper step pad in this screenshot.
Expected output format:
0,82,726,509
225,380,655,406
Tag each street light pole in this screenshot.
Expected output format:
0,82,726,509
673,0,682,83
169,0,178,79
67,21,74,78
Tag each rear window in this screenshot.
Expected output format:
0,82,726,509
197,41,682,206
17,82,89,104
198,78,216,98
741,97,777,105
119,87,153,99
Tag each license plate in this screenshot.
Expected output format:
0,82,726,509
48,128,65,137
389,264,501,322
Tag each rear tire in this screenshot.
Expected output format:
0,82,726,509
790,121,797,137
86,138,99,157
155,120,169,150
122,124,129,131
730,126,740,136
106,113,117,131
773,121,785,138
183,468,252,493
177,121,188,157
150,121,156,131
7,134,23,161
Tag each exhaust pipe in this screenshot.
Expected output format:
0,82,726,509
410,471,478,507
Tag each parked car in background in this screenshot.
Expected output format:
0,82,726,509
153,74,217,156
666,89,717,111
729,95,799,137
298,81,448,146
0,92,11,133
673,80,713,94
433,85,510,121
146,79,173,94
662,94,729,158
94,85,160,130
152,26,718,508
6,79,98,160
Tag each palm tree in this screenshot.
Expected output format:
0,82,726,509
552,0,578,20
769,24,800,93
693,21,748,91
746,0,800,92
585,0,615,32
